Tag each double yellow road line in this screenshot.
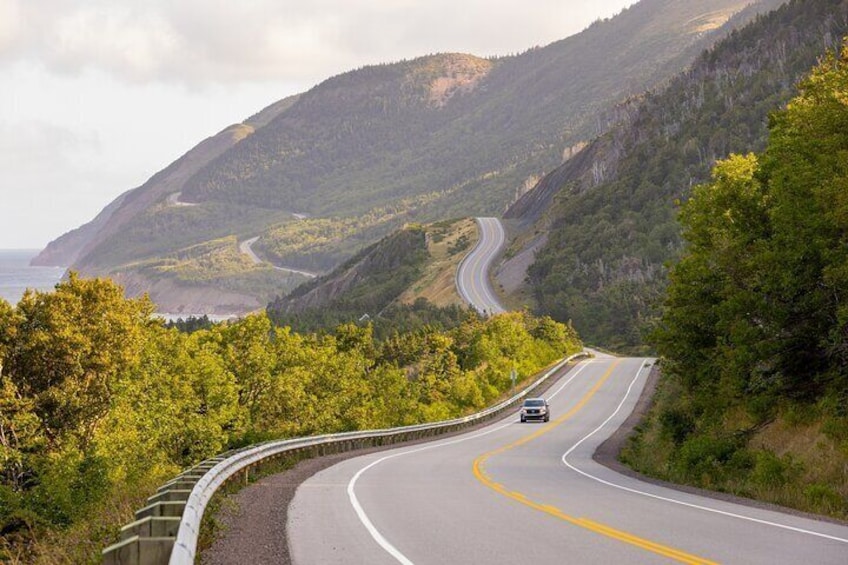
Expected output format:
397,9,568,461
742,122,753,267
472,360,718,565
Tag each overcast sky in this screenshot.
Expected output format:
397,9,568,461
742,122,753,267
0,0,636,249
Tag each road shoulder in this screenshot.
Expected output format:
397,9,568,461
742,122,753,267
593,365,848,528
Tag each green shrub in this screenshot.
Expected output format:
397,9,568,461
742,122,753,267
751,451,801,490
803,483,845,515
659,408,694,445
672,435,739,485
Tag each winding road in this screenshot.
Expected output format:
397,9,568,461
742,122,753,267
239,236,318,278
456,217,507,315
288,357,848,564
284,215,848,564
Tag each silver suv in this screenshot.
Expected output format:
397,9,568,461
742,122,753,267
520,398,550,423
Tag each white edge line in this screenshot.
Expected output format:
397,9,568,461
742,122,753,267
561,361,848,545
347,359,593,563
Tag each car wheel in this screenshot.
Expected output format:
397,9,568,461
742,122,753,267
520,416,525,423
544,414,550,422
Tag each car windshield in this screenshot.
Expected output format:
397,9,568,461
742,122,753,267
524,399,545,407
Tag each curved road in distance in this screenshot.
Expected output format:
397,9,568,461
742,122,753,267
239,236,318,278
456,217,506,315
287,357,848,564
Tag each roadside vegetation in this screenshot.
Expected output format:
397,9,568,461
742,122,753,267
0,275,580,562
623,45,848,520
254,192,449,274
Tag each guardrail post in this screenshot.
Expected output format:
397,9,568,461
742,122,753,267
146,489,191,506
157,479,197,493
135,501,186,521
102,535,174,565
119,516,181,540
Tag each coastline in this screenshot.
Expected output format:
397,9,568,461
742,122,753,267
0,249,65,305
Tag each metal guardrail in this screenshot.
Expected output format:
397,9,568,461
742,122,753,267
103,351,589,564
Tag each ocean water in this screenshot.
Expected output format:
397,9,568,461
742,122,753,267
0,251,240,321
0,250,65,305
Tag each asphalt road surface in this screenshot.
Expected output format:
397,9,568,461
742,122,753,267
456,217,506,315
288,357,848,564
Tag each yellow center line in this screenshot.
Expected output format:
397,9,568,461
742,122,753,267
472,360,718,565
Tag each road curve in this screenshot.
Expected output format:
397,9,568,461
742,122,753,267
288,357,848,564
456,217,506,315
238,236,318,278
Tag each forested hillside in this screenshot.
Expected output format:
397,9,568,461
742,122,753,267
0,277,580,562
36,0,777,314
513,0,848,351
267,219,478,336
624,46,848,519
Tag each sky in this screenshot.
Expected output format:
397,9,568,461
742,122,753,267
0,0,636,249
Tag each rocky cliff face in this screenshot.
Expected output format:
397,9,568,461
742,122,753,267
31,95,299,270
33,123,257,270
30,190,130,267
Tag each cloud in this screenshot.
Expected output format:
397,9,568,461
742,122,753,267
0,0,21,52
0,119,119,248
0,0,635,86
0,121,99,174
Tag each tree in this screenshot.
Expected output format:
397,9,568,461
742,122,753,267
654,40,848,429
5,274,154,449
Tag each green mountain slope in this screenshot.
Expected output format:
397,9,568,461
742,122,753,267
35,0,778,314
508,0,848,351
181,0,764,222
34,96,300,270
266,220,476,335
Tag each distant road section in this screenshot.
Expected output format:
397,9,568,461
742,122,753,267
239,236,264,264
456,217,506,315
167,192,198,207
239,236,318,279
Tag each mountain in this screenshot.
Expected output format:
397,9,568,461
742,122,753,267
503,0,848,351
37,0,780,314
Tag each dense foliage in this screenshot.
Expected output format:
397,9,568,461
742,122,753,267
164,315,216,333
132,235,309,303
624,46,848,518
267,225,431,328
0,276,580,562
527,0,848,352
